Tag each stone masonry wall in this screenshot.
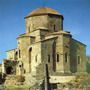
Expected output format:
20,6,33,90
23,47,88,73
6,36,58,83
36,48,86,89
17,36,31,74
6,49,16,60
26,15,48,33
70,38,86,73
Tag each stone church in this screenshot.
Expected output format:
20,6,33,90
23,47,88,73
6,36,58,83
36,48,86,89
2,7,86,82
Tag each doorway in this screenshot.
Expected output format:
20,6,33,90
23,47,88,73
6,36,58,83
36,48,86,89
6,66,13,74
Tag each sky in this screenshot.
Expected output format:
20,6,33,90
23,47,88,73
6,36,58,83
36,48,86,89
0,0,90,63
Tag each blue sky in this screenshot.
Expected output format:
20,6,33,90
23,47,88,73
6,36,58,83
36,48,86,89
0,0,90,63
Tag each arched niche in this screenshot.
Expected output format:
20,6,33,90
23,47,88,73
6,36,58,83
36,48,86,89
52,40,56,72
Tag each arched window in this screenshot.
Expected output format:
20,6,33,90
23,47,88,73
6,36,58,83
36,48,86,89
35,55,37,62
15,52,17,59
48,55,50,63
29,47,32,51
54,24,56,31
19,50,21,58
29,47,32,62
18,61,23,68
57,54,59,62
78,56,80,64
29,47,32,73
52,41,56,57
28,26,30,33
65,53,68,63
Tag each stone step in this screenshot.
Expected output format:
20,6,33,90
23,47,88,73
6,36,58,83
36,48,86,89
4,75,24,86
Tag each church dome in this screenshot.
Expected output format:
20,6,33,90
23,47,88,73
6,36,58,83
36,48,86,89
25,7,62,18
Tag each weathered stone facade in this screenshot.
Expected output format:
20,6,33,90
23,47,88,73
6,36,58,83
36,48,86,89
1,7,87,89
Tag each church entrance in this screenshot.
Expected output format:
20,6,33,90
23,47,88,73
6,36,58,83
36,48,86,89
6,66,13,74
